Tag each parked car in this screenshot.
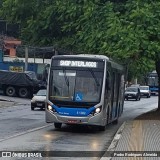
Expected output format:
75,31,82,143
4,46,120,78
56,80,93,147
140,86,151,98
125,87,141,101
31,89,46,110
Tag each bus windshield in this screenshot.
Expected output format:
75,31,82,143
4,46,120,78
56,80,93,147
147,76,158,86
49,69,103,103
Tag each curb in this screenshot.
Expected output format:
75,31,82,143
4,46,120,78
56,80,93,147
0,98,14,102
100,122,126,160
0,98,11,102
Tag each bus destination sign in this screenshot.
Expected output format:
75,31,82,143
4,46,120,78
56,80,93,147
59,60,97,68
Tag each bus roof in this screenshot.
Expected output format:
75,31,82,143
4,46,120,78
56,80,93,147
148,70,157,77
79,54,109,60
52,54,109,60
152,70,157,73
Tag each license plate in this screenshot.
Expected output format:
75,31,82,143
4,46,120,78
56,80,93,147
37,103,43,106
128,96,132,97
67,120,78,123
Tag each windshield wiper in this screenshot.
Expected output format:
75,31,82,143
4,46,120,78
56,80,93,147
62,68,70,96
88,68,100,87
62,68,69,87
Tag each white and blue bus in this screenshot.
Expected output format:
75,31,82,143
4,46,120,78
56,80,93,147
46,55,125,131
147,70,159,95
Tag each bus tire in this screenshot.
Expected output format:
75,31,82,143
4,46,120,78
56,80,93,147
6,86,16,97
18,87,29,98
99,125,106,131
112,119,118,125
54,123,62,129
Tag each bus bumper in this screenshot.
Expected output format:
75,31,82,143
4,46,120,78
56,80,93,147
45,109,106,126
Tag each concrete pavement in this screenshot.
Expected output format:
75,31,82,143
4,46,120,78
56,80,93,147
101,108,160,160
0,95,15,108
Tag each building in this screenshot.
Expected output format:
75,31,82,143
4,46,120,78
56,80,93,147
0,39,72,79
3,37,21,57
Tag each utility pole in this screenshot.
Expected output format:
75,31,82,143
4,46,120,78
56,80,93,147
25,46,28,71
54,49,58,55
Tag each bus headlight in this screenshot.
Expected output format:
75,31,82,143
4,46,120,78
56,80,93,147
47,104,57,113
91,106,102,116
47,105,53,111
95,107,101,113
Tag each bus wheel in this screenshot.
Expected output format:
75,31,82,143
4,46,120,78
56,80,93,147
99,125,106,131
54,123,62,129
112,119,118,125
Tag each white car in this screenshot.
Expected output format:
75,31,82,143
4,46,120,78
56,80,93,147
140,86,151,98
31,89,46,110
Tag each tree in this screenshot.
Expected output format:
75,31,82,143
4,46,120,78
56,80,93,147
0,0,67,45
54,0,156,81
0,0,159,108
115,0,160,109
57,0,160,108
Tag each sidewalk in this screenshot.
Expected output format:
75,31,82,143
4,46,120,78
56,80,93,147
101,109,160,160
0,95,16,108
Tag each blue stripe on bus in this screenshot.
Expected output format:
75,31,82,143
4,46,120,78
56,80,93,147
52,104,95,117
150,87,158,91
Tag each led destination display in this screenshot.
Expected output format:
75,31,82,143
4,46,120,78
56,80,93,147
59,60,97,68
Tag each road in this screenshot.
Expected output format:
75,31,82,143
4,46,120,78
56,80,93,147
0,95,158,160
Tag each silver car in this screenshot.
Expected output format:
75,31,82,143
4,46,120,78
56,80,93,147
31,89,46,110
140,86,151,98
125,87,141,101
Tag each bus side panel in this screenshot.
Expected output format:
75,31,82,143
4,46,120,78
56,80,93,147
108,66,125,123
104,62,112,124
120,74,125,115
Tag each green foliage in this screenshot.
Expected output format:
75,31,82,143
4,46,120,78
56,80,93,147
0,0,64,45
0,0,158,78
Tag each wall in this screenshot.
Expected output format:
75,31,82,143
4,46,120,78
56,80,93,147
0,50,49,79
0,61,38,73
3,56,51,64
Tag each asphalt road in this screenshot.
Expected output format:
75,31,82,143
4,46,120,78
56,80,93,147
0,95,158,160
